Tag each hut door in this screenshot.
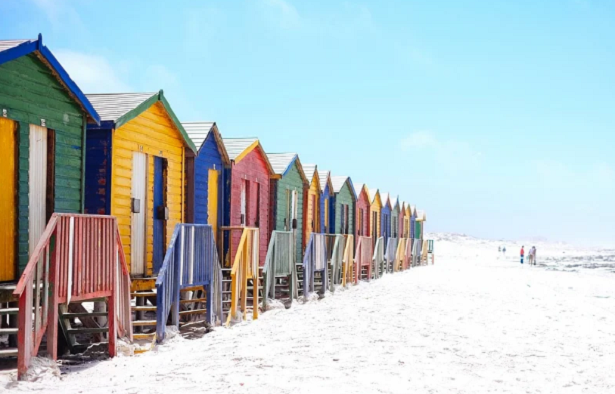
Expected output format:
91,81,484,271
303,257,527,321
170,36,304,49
29,125,48,257
131,152,147,276
372,211,378,241
0,119,16,281
207,169,219,239
153,157,167,274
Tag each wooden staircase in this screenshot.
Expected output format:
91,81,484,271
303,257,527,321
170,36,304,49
0,284,18,359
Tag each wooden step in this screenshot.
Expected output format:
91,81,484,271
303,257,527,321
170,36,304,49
0,307,18,315
131,292,156,297
181,285,205,292
132,305,157,312
61,312,109,318
180,297,207,304
133,333,156,340
179,308,207,316
66,327,108,334
0,328,18,335
132,320,157,327
0,348,18,357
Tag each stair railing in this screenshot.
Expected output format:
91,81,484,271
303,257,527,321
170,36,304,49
372,237,385,279
262,230,295,310
394,237,406,272
328,235,345,292
354,236,373,284
301,233,327,299
384,237,398,274
225,228,259,326
155,224,219,342
404,238,412,269
341,234,354,287
13,214,131,380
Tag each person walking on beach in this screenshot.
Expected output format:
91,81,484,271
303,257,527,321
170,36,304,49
502,246,506,256
520,246,525,264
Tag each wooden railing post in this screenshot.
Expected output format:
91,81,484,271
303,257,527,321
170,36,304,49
47,223,61,361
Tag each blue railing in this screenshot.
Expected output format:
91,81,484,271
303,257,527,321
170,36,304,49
301,233,327,299
372,237,385,279
155,224,220,342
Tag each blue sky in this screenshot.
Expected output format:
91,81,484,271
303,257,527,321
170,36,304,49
2,0,614,246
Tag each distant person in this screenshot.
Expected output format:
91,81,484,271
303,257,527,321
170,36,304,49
520,246,525,264
502,246,506,256
498,246,501,253
531,246,537,265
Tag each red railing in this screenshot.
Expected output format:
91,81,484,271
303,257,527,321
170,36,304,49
13,214,132,380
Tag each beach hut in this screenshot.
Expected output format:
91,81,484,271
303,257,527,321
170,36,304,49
266,153,308,263
0,35,100,284
302,164,320,249
182,122,230,239
221,138,275,267
318,170,334,234
368,188,382,244
380,193,392,243
330,176,356,236
354,183,370,240
84,91,196,289
410,205,418,240
399,201,406,240
404,203,412,239
391,196,400,239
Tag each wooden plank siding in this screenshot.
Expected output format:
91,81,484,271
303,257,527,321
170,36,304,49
381,198,392,242
369,190,382,241
319,176,333,234
355,185,370,247
391,199,400,239
270,160,305,263
398,202,406,239
227,147,271,266
106,102,185,276
0,53,87,275
332,179,355,236
304,172,320,249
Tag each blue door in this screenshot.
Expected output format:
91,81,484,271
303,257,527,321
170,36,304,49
153,157,166,274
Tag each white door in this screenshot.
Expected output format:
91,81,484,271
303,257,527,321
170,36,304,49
29,125,47,254
131,152,147,276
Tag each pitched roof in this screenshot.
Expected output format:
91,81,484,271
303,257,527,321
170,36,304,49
86,90,197,153
302,164,317,182
368,188,380,204
354,183,365,198
411,205,417,215
380,193,391,208
181,121,230,165
223,138,275,175
331,175,356,198
0,35,100,124
87,92,156,122
317,170,332,193
391,196,400,209
417,210,426,221
266,153,308,184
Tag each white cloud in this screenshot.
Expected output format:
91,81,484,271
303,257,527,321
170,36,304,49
262,0,301,29
142,65,178,91
32,0,86,33
400,131,438,150
54,50,131,93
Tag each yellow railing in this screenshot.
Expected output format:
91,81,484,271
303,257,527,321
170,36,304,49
225,227,260,326
394,238,407,272
341,234,354,287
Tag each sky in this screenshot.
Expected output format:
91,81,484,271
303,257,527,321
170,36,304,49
1,0,614,247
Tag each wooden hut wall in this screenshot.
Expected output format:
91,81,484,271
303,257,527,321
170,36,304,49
381,201,391,241
109,102,185,276
186,132,225,235
355,187,370,245
271,159,305,263
391,201,400,238
333,181,355,236
370,194,382,241
227,147,271,266
304,173,320,248
398,203,406,239
0,53,88,278
320,181,333,234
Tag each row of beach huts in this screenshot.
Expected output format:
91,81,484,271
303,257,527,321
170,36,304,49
0,35,433,379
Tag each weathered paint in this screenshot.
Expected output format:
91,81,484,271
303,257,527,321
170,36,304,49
0,52,89,275
270,159,306,263
207,169,219,238
391,198,400,239
85,102,187,277
0,118,16,281
398,202,406,239
320,183,333,234
410,206,417,240
332,179,355,236
355,184,370,247
369,189,382,242
304,171,320,249
225,145,272,266
380,195,391,242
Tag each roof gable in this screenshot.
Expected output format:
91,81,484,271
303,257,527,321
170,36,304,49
223,137,275,175
368,188,381,207
87,90,197,153
182,122,230,165
381,193,391,210
331,175,357,199
0,34,100,124
317,170,333,194
266,153,308,184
